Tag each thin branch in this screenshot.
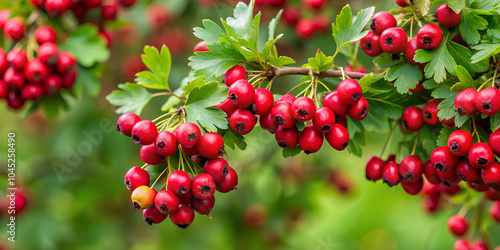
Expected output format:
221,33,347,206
272,66,385,80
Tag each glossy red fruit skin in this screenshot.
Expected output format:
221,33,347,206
454,239,469,250
400,155,424,182
216,98,237,117
291,97,316,122
448,130,473,156
370,11,397,34
485,187,500,201
38,42,59,65
259,111,278,133
403,38,420,65
402,178,423,195
0,10,9,29
223,65,247,87
431,146,458,172
143,206,168,225
395,0,408,7
323,91,348,117
140,144,165,165
193,41,209,53
4,17,25,41
482,162,500,186
276,94,296,104
44,75,63,96
216,166,238,193
422,99,440,125
448,215,468,236
282,8,299,26
437,167,461,186
56,52,77,74
191,173,216,199
271,101,296,128
417,23,443,49
154,131,178,157
124,166,150,191
6,90,25,109
6,49,28,70
437,4,462,28
21,84,43,100
410,83,425,93
154,190,180,214
476,87,500,116
337,79,363,105
175,122,201,148
455,88,478,116
192,195,215,215
490,201,500,221
305,0,324,9
325,123,349,151
0,49,7,75
299,125,324,154
470,240,489,250
169,204,195,229
295,19,315,39
361,31,383,57
347,97,369,121
228,79,255,108
382,161,400,187
424,160,441,184
177,191,192,206
168,170,192,196
252,88,274,115
230,109,256,135
181,144,199,156
312,107,335,133
61,69,77,89
101,1,118,20
45,0,72,17
116,113,141,137
401,106,425,131
490,129,500,154
275,125,299,148
24,58,49,83
441,117,455,128
456,159,481,182
197,132,224,159
0,81,8,99
120,0,136,7
132,120,158,145
3,68,24,90
365,156,385,181
203,157,229,183
469,143,494,169
380,27,408,54
35,25,57,44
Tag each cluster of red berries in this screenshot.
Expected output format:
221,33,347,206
116,113,238,228
455,87,500,117
0,14,77,109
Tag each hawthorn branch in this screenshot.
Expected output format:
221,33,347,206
271,66,385,80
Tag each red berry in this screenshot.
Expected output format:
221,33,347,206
168,170,192,196
291,97,316,122
441,117,456,128
20,84,43,100
6,49,27,70
216,166,238,193
361,31,383,57
181,144,199,156
143,206,168,225
119,0,136,7
437,4,462,28
402,178,423,195
382,161,400,187
132,120,158,145
403,38,420,65
131,186,157,210
228,79,255,108
56,52,77,74
0,10,8,29
482,161,500,186
102,1,118,20
276,94,296,104
44,0,72,17
468,179,489,192
455,88,478,116
485,187,500,201
422,99,440,125
380,27,408,54
365,156,385,181
299,125,324,154
193,41,209,53
216,98,238,117
490,201,500,222
82,0,102,8
490,129,500,154
395,0,408,7
275,125,299,148
4,17,25,41
35,25,57,44
24,58,49,83
448,130,473,156
124,166,150,191
295,19,315,39
230,109,256,135
347,97,369,121
305,0,324,9
154,190,180,214
437,167,461,186
6,90,24,109
456,159,481,182
197,132,225,159
400,155,423,182
271,101,296,128
154,131,178,157
282,8,299,26
401,106,425,131
410,83,425,93
3,68,24,90
454,239,469,250
192,195,215,216
431,146,458,172
169,204,194,229
140,144,165,165
203,157,229,183
116,113,141,137
417,23,443,49
61,69,77,89
191,173,216,199
325,123,349,151
337,79,363,105
259,111,278,133
8,190,27,214
470,240,489,250
452,32,467,46
370,11,397,34
424,160,441,184
177,190,192,206
345,65,368,73
476,87,500,116
175,122,201,148
223,65,247,87
448,215,468,236
312,107,335,133
252,88,274,115
0,81,8,99
323,91,348,117
469,143,494,169
38,42,59,65
0,49,7,75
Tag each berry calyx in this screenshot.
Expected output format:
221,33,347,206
228,79,255,108
312,107,335,133
401,106,425,131
154,131,178,157
229,109,256,135
116,113,141,137
132,120,158,145
291,97,316,122
191,173,216,199
197,132,225,159
448,130,473,156
168,170,192,196
417,23,443,50
124,166,150,191
337,79,363,105
361,31,383,57
370,11,397,35
475,87,500,116
169,204,195,229
175,122,201,149
380,27,408,54
154,190,180,214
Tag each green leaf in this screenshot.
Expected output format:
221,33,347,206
226,0,254,39
268,10,282,41
471,43,500,63
185,82,227,107
458,10,488,45
346,139,362,157
183,82,229,132
437,92,459,120
307,49,334,72
42,94,69,119
408,0,430,19
135,45,171,90
454,65,477,89
282,146,301,158
188,43,247,78
62,24,110,67
332,5,375,56
76,64,101,96
491,112,500,132
454,115,470,128
161,96,181,112
414,34,457,83
268,56,295,67
106,83,152,115
223,129,247,150
436,126,456,146
385,61,423,94
373,53,403,68
448,0,465,13
448,41,489,75
193,19,225,45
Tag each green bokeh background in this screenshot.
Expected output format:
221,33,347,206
1,0,499,249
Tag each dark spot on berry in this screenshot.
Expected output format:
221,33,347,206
218,146,225,156
48,55,57,65
424,111,432,119
403,172,414,181
157,140,165,148
478,158,487,165
275,116,284,125
383,180,395,187
125,180,131,189
482,101,492,111
245,104,257,114
133,134,141,144
402,119,409,130
187,132,197,141
159,204,168,213
365,41,372,51
229,93,238,104
443,181,450,187
235,121,246,133
176,224,190,229
199,156,208,166
370,20,376,31
133,202,141,210
341,142,349,150
434,163,445,171
321,125,332,132
334,114,342,123
231,182,238,191
222,165,229,177
278,141,288,148
200,185,211,194
33,72,41,81
456,106,466,116
384,36,394,46
297,108,308,120
365,173,373,181
304,150,313,155
116,123,121,132
178,187,188,195
391,54,400,60
245,71,249,80
145,217,154,225
422,35,433,46
450,142,459,152
360,107,368,119
487,183,498,187
351,93,361,102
